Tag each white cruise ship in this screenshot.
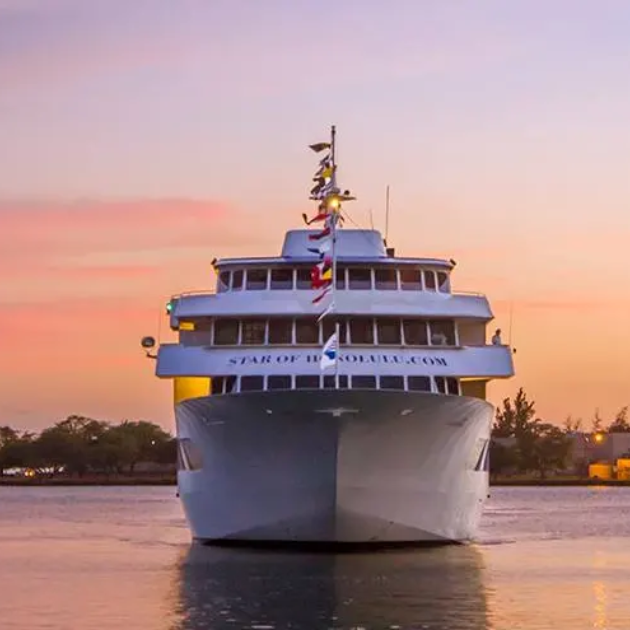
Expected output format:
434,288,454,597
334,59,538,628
143,127,514,545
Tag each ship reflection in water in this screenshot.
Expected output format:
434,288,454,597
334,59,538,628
174,544,488,629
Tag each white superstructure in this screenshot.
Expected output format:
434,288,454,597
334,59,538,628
148,129,514,545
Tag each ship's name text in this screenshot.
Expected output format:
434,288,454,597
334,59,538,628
227,353,448,367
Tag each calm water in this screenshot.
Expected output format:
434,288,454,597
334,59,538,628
1,486,629,629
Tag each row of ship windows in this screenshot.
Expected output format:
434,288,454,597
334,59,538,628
217,266,450,293
210,375,461,395
181,317,458,347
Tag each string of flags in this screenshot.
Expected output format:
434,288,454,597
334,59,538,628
303,127,356,371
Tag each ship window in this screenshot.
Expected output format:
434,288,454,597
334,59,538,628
214,319,239,345
296,268,311,289
218,271,230,293
408,376,431,391
240,376,264,392
296,375,320,389
246,269,268,290
241,319,266,345
352,375,376,389
348,268,372,290
211,377,225,395
232,270,243,291
336,267,346,289
446,377,460,395
322,317,347,344
376,318,401,344
437,272,450,292
177,438,203,471
323,375,349,389
349,317,374,344
270,268,293,290
424,270,437,291
403,320,428,346
429,320,456,346
380,376,404,390
374,268,397,290
400,267,422,291
295,319,319,344
268,318,293,344
224,376,237,393
435,377,446,394
267,375,292,390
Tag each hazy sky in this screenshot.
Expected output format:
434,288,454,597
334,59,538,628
1,0,629,431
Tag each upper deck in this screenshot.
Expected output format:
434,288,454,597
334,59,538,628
168,229,493,323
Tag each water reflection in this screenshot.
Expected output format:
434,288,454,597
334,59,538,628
175,544,489,629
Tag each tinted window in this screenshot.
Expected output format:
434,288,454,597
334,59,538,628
435,376,447,394
268,318,293,344
295,319,319,344
295,375,320,389
246,269,267,290
232,270,243,290
296,268,311,289
446,377,459,395
348,268,372,290
377,319,401,344
437,272,450,292
424,270,436,291
323,375,349,389
408,376,431,391
429,320,456,346
211,376,225,394
241,320,266,345
224,376,237,393
268,375,292,390
218,271,230,292
352,375,377,389
270,268,293,290
322,318,347,344
403,320,428,346
349,317,374,344
400,267,422,291
380,376,404,390
374,268,397,290
336,267,346,289
214,319,239,345
240,376,264,392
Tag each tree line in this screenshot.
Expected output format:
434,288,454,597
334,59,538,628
2,389,629,479
0,416,176,477
491,388,630,478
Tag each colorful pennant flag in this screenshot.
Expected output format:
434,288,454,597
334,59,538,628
320,333,338,370
307,240,332,257
308,226,331,241
316,302,335,323
309,142,331,153
312,286,331,304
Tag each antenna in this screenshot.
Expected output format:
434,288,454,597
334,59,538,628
369,208,374,229
508,300,514,346
384,184,390,244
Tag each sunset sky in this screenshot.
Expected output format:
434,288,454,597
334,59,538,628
1,0,629,432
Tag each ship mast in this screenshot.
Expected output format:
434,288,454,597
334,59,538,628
305,126,356,384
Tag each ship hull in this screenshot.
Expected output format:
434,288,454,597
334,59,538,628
175,390,492,545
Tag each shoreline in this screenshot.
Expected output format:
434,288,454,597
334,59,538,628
1,476,629,487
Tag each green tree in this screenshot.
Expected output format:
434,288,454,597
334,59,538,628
0,429,35,474
529,423,572,478
591,409,605,432
607,406,630,433
493,388,536,438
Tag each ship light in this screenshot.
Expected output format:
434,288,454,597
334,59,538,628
166,300,174,315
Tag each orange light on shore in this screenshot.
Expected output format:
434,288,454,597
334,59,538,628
594,433,605,443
